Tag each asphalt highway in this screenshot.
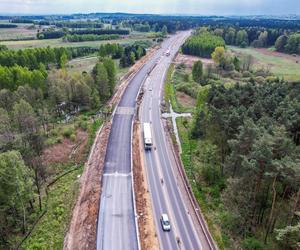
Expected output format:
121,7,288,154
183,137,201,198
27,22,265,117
140,31,215,250
96,32,191,250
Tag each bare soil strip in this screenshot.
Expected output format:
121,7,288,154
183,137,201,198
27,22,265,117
133,122,159,250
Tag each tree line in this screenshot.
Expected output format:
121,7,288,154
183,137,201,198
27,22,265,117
206,26,300,54
54,21,103,29
98,43,146,68
37,28,129,40
0,46,98,70
192,81,300,248
0,24,17,28
182,31,225,58
63,34,120,42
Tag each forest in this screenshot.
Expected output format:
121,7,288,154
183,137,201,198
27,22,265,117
37,28,129,40
182,32,225,58
0,46,100,72
190,81,300,249
0,38,147,247
201,26,300,54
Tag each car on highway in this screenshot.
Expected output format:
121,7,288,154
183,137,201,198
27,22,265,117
160,213,171,231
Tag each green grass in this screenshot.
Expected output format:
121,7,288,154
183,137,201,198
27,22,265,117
229,46,300,82
66,56,99,73
22,165,83,250
67,56,129,81
164,64,197,113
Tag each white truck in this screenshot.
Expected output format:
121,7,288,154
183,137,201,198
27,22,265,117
143,122,152,150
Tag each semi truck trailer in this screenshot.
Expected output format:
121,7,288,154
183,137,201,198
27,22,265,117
143,122,152,150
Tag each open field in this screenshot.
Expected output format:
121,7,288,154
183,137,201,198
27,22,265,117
1,37,152,49
0,25,39,41
0,31,154,49
66,56,99,73
66,56,129,79
229,46,300,81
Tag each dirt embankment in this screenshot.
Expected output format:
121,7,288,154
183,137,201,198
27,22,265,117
42,129,88,168
63,46,160,250
174,53,213,68
63,122,111,250
133,122,159,250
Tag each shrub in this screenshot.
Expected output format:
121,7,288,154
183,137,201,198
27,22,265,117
255,76,265,84
242,71,252,77
70,133,76,142
242,237,264,250
62,127,74,138
201,164,222,186
266,76,279,83
77,120,88,131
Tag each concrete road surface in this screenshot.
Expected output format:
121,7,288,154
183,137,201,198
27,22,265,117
96,32,192,250
140,31,216,250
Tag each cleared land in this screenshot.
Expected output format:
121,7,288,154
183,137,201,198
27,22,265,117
66,56,129,80
0,21,41,41
229,46,300,81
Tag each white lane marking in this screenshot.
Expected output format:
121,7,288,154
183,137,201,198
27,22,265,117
146,64,183,250
103,172,132,177
148,153,173,249
111,171,118,249
156,75,203,249
117,176,122,250
151,140,181,250
152,47,203,249
141,84,175,249
141,32,201,250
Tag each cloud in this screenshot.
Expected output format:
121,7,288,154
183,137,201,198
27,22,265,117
0,0,299,15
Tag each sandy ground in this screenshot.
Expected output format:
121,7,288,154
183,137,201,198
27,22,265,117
133,122,160,250
254,48,300,63
176,91,196,108
42,129,88,166
63,45,160,250
174,53,213,68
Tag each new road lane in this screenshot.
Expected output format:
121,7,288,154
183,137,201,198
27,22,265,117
140,30,214,250
96,32,189,250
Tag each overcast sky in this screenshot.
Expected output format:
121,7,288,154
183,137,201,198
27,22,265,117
0,0,299,15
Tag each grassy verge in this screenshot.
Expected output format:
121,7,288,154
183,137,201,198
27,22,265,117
22,165,83,250
164,63,196,113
